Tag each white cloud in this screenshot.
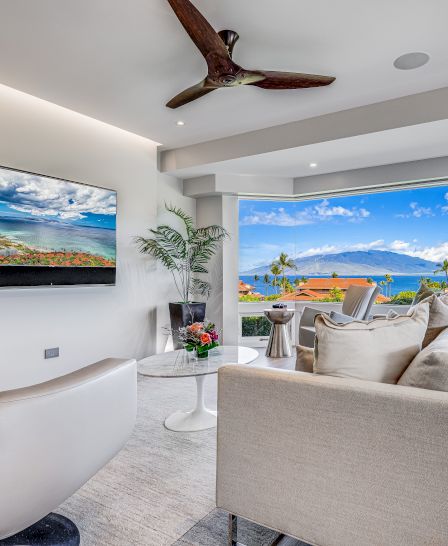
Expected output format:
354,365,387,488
296,244,340,258
397,202,434,218
402,242,448,264
350,239,385,251
295,240,384,258
240,199,370,227
389,240,411,251
410,202,433,217
239,207,314,227
0,169,116,221
441,192,448,214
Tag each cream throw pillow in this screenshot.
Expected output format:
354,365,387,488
296,345,314,373
420,294,448,348
314,303,429,384
398,328,448,391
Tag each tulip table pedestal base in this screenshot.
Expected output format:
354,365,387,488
138,346,259,433
164,375,217,432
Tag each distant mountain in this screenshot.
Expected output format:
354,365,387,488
242,250,438,276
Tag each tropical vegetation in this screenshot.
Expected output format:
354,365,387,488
135,204,228,303
435,260,448,282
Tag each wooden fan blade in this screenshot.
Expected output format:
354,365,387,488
166,0,229,61
166,80,217,109
247,71,335,89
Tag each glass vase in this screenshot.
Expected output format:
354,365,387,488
195,347,209,359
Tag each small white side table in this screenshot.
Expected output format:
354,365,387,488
138,345,258,432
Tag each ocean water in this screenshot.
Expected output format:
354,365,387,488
240,274,447,297
0,217,116,260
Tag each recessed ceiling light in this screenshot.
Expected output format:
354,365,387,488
309,162,318,168
393,52,430,70
176,120,185,127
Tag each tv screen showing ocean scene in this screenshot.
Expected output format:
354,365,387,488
0,166,116,268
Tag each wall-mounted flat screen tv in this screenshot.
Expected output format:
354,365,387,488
0,166,116,287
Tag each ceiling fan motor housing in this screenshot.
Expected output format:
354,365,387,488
218,30,240,58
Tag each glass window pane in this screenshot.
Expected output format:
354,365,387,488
239,185,448,306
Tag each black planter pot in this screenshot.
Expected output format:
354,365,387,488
169,302,206,349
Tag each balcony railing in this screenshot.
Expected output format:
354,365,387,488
238,301,410,347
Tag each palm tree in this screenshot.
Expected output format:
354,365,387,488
435,259,448,283
275,252,296,293
367,277,374,284
135,204,228,302
379,280,386,294
384,274,394,298
254,274,260,286
263,273,270,297
331,271,339,278
270,263,282,294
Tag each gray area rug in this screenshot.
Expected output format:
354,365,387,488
174,508,309,546
58,352,299,545
59,374,219,545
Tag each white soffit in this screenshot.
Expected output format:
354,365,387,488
166,119,448,179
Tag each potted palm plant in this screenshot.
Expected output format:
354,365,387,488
135,204,228,349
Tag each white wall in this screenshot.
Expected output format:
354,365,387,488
155,174,196,353
0,84,194,390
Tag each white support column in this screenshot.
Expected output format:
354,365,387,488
222,195,239,345
196,194,239,345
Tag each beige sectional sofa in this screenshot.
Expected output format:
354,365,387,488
216,364,448,546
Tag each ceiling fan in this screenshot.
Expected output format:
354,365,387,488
166,0,335,109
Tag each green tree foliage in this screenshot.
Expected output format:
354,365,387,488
328,286,344,302
435,259,448,282
275,252,296,293
239,294,263,302
270,263,282,293
384,274,394,298
135,204,228,303
263,273,271,296
389,291,416,305
242,316,271,337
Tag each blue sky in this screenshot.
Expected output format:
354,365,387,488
0,168,116,230
239,185,448,272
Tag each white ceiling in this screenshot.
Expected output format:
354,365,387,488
170,120,448,179
0,0,447,149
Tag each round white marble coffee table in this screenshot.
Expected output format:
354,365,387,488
138,345,258,432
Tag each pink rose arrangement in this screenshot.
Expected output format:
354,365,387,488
179,321,219,357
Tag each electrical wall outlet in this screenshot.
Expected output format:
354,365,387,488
44,347,60,359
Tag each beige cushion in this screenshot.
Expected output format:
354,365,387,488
295,345,314,373
314,303,429,384
419,294,448,348
398,328,448,391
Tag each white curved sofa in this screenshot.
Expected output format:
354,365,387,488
0,358,137,541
